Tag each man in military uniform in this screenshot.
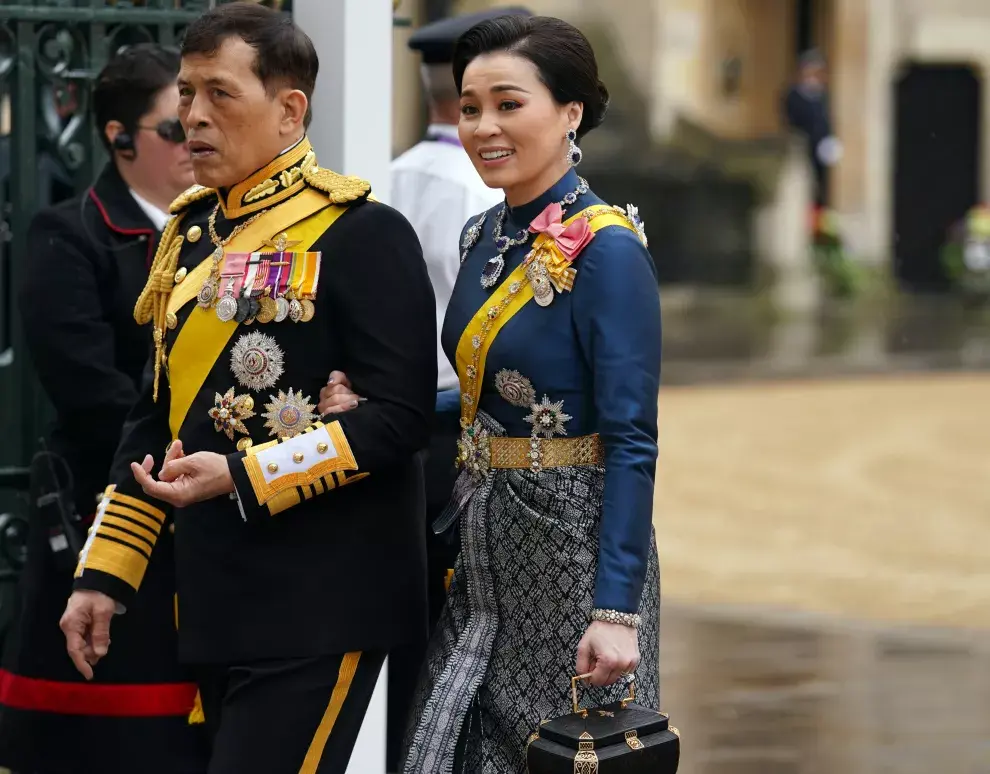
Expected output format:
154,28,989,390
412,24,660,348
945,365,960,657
58,4,436,772
0,44,208,774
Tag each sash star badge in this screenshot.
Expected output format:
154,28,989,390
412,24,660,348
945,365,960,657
230,331,285,391
262,388,317,438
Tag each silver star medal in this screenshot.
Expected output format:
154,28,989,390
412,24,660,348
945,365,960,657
230,331,285,392
524,396,572,439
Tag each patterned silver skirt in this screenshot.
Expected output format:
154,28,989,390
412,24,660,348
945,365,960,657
401,412,661,774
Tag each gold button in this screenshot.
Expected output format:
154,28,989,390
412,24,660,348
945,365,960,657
166,311,178,329
186,225,202,243
267,462,279,473
241,396,254,412
317,442,328,454
174,267,187,283
169,524,175,535
237,438,254,452
293,452,304,463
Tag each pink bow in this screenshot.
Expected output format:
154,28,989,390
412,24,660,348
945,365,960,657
529,202,594,259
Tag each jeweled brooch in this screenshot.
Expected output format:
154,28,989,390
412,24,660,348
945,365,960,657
209,388,256,441
494,369,536,408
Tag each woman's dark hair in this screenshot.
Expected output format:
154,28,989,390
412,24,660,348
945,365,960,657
93,43,181,152
181,2,318,126
452,15,610,138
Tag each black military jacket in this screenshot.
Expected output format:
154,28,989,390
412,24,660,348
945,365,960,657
73,138,437,665
0,164,207,774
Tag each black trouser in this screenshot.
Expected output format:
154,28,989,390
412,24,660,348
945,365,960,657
386,405,461,771
196,652,385,774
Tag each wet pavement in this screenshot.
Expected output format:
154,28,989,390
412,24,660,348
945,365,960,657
660,293,990,384
659,604,990,774
652,296,990,773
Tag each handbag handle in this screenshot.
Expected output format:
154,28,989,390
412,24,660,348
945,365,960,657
570,673,637,717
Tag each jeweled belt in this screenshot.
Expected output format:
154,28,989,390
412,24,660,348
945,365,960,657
457,422,604,478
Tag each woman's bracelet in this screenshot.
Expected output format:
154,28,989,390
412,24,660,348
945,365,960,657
591,608,641,629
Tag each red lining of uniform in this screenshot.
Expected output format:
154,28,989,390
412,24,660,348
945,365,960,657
0,669,197,717
87,189,157,267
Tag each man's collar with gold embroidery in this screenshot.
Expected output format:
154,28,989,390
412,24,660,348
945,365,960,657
219,136,316,219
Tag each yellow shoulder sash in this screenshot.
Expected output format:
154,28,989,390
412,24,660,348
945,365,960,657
166,190,351,440
454,205,634,427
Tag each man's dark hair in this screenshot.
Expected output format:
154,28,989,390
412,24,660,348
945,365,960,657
181,2,319,127
452,15,610,139
93,43,181,153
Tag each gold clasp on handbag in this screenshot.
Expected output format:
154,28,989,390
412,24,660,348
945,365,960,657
571,673,637,718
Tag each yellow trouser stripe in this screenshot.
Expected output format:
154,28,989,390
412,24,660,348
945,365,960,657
298,652,361,774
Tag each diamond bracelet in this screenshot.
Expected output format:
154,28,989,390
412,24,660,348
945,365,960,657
591,608,642,629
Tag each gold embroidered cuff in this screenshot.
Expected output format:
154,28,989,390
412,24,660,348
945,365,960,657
241,421,358,506
74,487,167,592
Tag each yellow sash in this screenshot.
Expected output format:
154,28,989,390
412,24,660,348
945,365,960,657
454,206,634,426
167,191,349,439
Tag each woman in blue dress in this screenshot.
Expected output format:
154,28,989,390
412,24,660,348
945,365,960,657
320,14,662,773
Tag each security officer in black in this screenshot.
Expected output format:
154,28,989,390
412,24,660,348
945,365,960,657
0,44,208,774
59,5,435,773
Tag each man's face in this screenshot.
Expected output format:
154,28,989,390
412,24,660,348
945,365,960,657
133,84,195,197
177,37,298,190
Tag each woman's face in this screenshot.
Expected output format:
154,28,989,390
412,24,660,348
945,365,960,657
458,52,582,205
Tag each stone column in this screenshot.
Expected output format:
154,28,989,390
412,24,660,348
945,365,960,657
831,0,869,217
863,0,899,264
754,135,821,316
295,0,394,203
290,6,393,770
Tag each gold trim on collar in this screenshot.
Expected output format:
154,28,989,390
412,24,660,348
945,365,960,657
219,137,317,219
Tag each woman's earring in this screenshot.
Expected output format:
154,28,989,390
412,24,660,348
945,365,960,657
566,129,582,167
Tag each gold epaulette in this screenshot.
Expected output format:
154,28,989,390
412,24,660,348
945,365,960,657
302,166,371,205
169,184,216,214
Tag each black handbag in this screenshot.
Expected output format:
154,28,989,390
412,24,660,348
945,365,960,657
526,673,680,773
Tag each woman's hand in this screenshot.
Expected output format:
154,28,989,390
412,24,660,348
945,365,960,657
576,621,641,687
318,370,364,416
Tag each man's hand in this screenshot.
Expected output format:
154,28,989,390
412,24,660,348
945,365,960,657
131,440,234,508
576,620,641,687
60,590,118,680
318,370,363,416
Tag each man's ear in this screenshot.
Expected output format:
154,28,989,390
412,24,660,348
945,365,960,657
281,89,308,133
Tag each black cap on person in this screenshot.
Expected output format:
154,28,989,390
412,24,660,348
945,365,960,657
407,6,533,65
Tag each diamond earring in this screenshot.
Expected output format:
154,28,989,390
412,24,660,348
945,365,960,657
566,129,582,167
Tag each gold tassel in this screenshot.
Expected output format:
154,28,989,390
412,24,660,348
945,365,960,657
148,231,185,401
188,690,206,725
136,214,184,325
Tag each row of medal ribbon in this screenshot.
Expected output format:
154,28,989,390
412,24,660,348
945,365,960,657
199,251,322,324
